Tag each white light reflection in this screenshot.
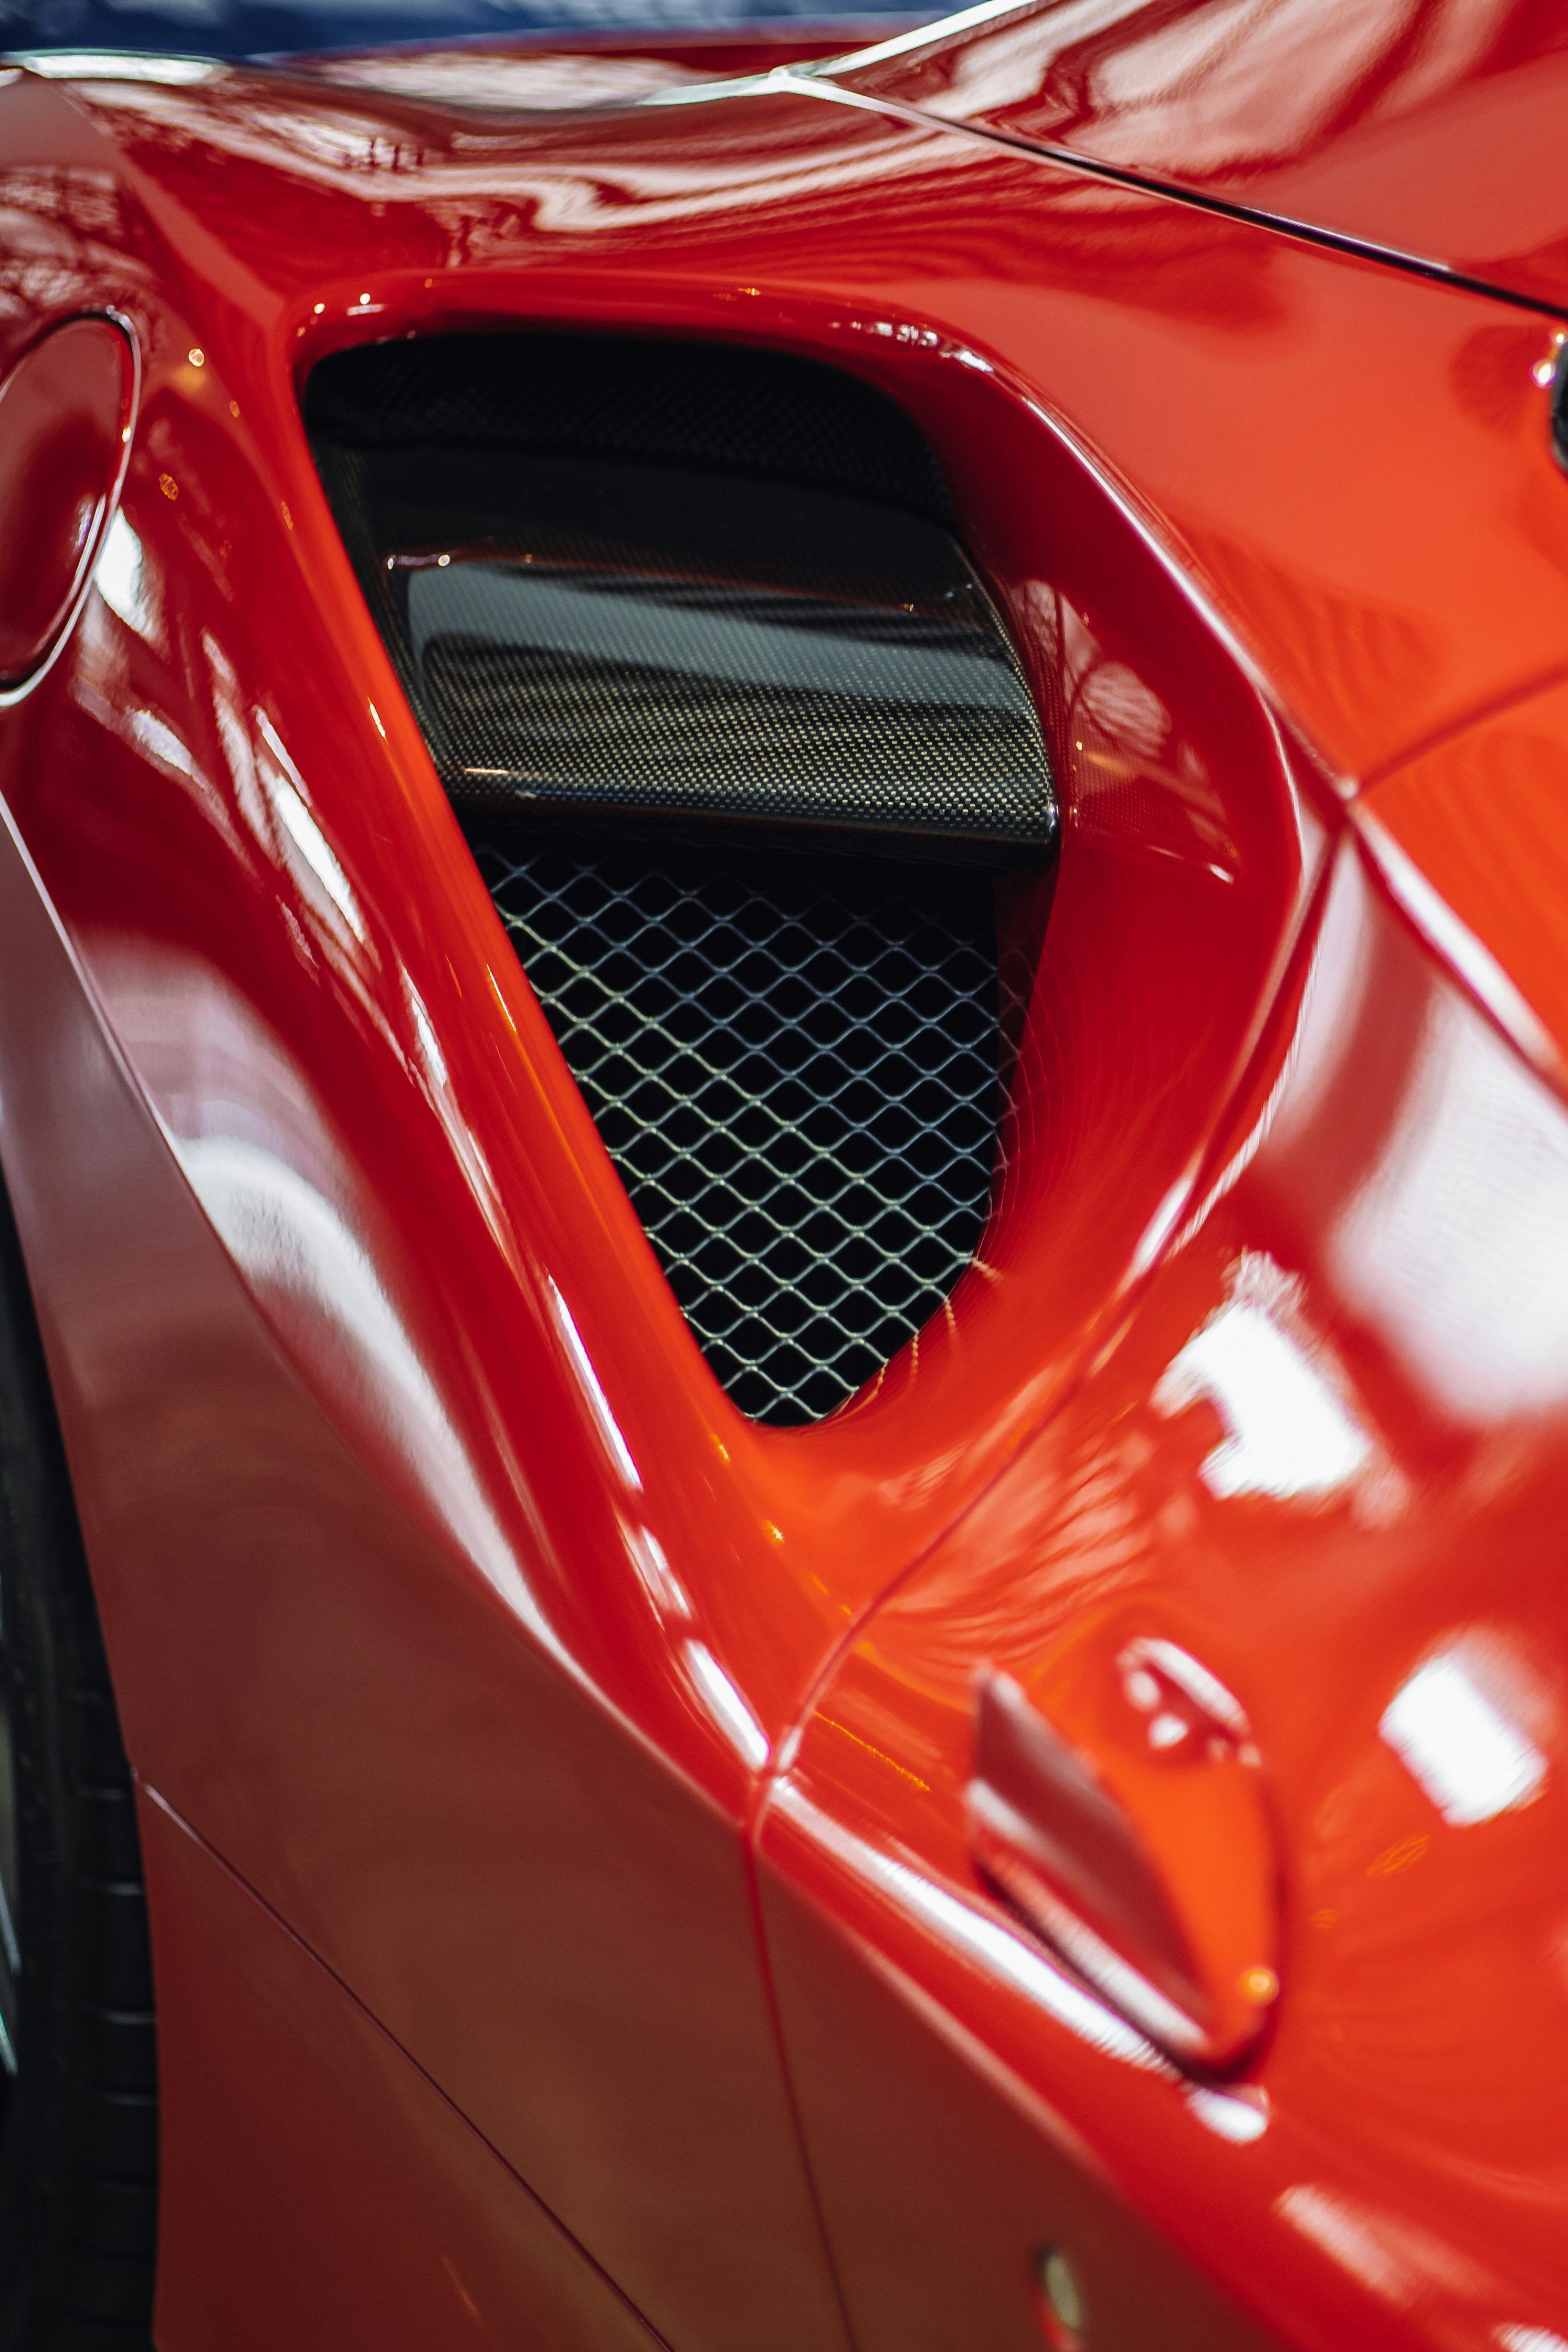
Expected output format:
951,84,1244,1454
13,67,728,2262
95,512,159,646
818,0,1042,76
876,0,1139,127
315,49,702,108
125,709,201,787
1279,2181,1496,2306
87,942,583,1680
257,716,365,944
772,1782,1165,2072
1061,0,1509,191
1154,1258,1371,1502
1381,1648,1546,1827
1130,1172,1195,1279
1498,2329,1568,2351
545,1278,640,1492
15,49,223,79
684,1641,769,1769
405,981,448,1089
1356,813,1558,1079
624,1521,690,1620
1330,992,1568,1424
79,74,953,244
183,1134,553,1646
1277,2185,1414,2305
1185,2085,1268,2144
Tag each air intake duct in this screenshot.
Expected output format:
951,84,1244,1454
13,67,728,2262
310,335,1053,860
308,332,1055,1421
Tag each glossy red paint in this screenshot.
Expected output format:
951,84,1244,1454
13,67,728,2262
0,774,848,2352
1358,675,1568,1086
282,21,912,108
0,18,1562,2349
764,838,1568,2349
824,0,1568,310
141,1790,662,2351
0,313,133,685
758,1865,1286,2352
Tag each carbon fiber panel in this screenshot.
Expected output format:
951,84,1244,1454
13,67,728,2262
326,447,1054,851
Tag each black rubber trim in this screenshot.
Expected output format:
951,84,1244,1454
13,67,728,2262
0,1178,157,2352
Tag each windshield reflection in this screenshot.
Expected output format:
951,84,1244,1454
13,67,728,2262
1,0,935,66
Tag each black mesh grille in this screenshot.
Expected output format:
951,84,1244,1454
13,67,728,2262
307,332,955,526
472,822,998,1424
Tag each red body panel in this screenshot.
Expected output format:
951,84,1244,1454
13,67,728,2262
0,713,848,2351
763,837,1568,2348
0,12,1564,2346
1360,676,1568,1085
142,1791,661,2352
828,0,1568,309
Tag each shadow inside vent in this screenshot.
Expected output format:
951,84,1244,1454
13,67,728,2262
471,821,1000,1425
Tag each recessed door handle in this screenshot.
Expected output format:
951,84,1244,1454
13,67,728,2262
967,1629,1281,2069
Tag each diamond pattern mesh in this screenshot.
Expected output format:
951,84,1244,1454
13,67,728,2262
471,822,998,1425
307,333,956,526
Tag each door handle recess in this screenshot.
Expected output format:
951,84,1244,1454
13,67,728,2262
967,1634,1281,2070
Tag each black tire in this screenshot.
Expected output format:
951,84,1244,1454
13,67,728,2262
0,1182,157,2351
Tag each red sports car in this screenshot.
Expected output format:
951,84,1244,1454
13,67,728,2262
0,1,1565,2345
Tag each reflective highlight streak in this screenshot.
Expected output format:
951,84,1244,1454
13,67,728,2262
806,0,1039,77
95,511,157,644
1357,811,1559,1079
1381,1651,1546,1827
1185,2086,1268,2145
257,716,366,944
179,1135,551,1646
773,1782,1165,2071
685,1641,770,1769
12,49,223,79
546,1278,642,1492
1276,2185,1413,2305
1155,1296,1371,1501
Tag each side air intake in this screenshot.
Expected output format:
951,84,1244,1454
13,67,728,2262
308,332,1056,1424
